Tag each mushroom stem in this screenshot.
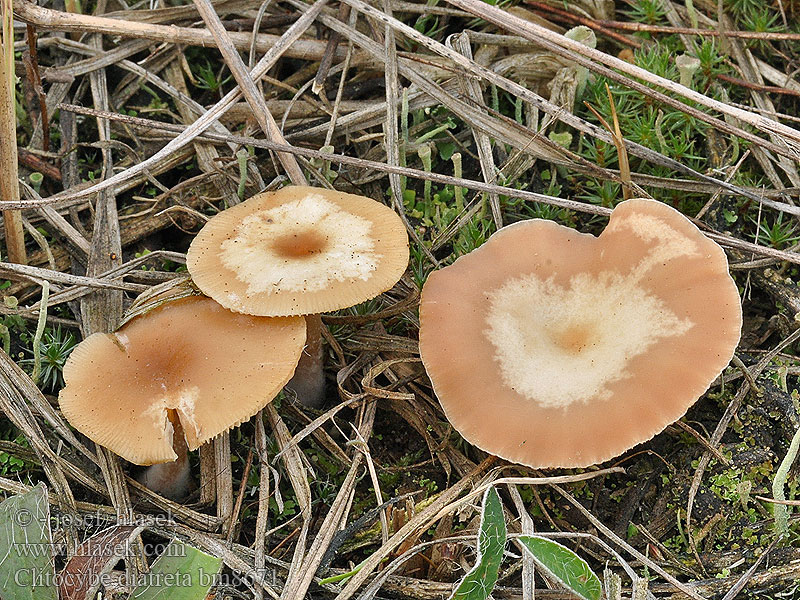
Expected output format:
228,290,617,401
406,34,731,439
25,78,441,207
138,410,192,501
286,314,326,408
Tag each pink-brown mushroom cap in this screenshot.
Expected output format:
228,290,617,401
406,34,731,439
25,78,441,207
58,296,306,465
419,198,742,469
186,186,409,316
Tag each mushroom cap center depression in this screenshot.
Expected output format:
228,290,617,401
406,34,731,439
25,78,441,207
552,323,596,355
271,230,329,259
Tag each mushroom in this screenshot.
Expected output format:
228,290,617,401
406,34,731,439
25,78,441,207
186,186,409,407
58,296,306,471
418,198,742,468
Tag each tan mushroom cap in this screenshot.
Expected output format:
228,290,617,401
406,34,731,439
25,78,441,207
419,198,742,469
186,186,409,316
58,296,305,465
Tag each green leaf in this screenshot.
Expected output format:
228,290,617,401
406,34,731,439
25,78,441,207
449,486,507,600
0,483,58,600
128,540,223,600
517,536,602,600
438,141,456,161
